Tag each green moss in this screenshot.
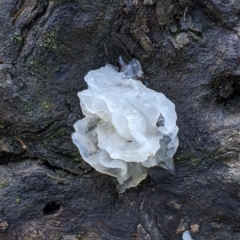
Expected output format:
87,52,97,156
42,126,69,146
175,155,184,161
0,181,9,189
189,157,200,167
24,55,59,79
71,150,83,162
55,170,68,178
42,101,52,111
22,99,38,117
38,27,69,53
22,27,67,81
212,212,228,223
15,197,21,204
26,203,33,209
73,157,82,162
52,234,63,240
21,97,54,120
187,156,215,168
42,135,54,146
56,128,69,136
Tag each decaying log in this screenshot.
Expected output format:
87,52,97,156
0,0,240,239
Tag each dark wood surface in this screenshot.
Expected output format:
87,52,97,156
0,0,240,239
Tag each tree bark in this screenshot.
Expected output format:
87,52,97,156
0,0,240,239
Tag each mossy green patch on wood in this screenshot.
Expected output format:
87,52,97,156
0,181,9,189
174,155,185,161
38,27,69,53
56,128,69,136
189,157,200,167
42,125,70,146
15,197,21,204
52,233,63,240
42,100,52,111
24,55,60,79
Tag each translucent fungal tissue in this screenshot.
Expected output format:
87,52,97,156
182,231,194,240
72,57,179,193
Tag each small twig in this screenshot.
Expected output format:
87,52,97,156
104,43,108,56
183,6,188,21
46,173,65,183
15,137,27,149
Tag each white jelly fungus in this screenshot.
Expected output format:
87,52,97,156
72,58,179,192
182,230,194,240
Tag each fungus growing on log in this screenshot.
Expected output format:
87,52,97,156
72,58,179,192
